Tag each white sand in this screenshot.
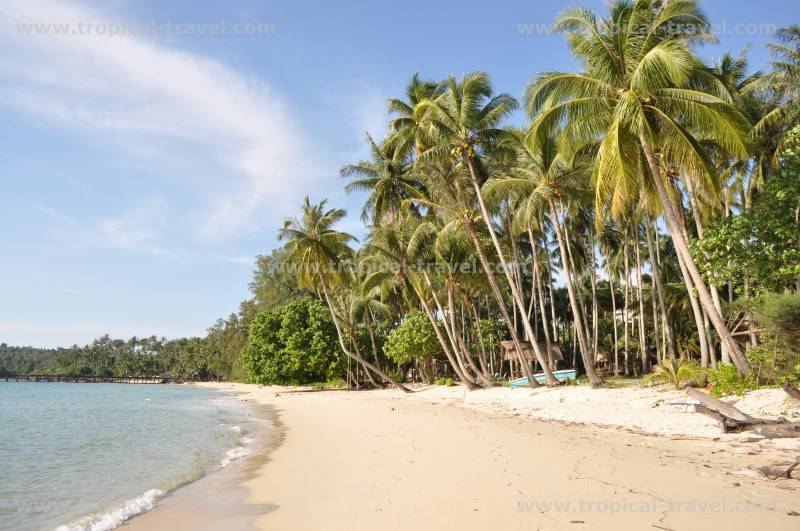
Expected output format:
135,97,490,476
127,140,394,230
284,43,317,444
187,383,800,530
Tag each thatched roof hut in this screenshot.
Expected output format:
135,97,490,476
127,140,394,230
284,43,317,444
500,340,564,363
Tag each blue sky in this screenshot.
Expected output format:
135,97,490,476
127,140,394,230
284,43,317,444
1,0,797,347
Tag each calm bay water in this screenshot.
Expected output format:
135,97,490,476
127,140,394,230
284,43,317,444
0,383,263,531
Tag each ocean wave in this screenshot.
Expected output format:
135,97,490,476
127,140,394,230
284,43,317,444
219,445,250,468
54,489,164,531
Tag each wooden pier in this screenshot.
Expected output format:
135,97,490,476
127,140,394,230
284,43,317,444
1,375,172,384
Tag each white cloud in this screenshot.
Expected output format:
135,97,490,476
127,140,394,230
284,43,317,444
0,0,324,242
97,196,177,258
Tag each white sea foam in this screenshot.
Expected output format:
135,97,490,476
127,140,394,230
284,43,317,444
229,425,242,432
55,489,164,531
219,446,250,468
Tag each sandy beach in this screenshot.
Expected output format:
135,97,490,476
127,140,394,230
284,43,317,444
121,383,800,530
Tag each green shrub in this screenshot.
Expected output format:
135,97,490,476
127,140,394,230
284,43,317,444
383,311,442,365
708,363,756,397
241,300,343,385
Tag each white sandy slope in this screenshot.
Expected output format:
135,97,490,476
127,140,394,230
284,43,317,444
193,383,800,531
405,385,800,440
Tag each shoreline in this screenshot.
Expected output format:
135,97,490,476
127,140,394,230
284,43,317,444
119,386,280,531
171,382,800,530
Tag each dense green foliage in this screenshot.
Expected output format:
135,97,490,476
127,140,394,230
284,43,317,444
708,364,754,397
241,300,344,385
693,128,800,294
383,312,442,365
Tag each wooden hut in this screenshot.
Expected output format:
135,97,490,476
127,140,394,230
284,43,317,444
500,340,564,378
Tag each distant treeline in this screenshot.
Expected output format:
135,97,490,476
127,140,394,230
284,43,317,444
0,308,252,381
0,250,309,382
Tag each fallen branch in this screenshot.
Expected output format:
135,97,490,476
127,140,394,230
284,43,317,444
758,461,800,480
783,384,800,401
687,389,800,438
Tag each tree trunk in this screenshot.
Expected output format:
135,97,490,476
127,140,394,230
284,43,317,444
448,282,494,387
608,262,619,375
623,236,631,376
529,227,554,369
319,278,412,392
640,140,750,375
350,332,380,387
548,198,602,386
425,272,483,387
634,227,649,375
645,221,673,360
412,281,479,389
468,164,558,385
464,223,541,387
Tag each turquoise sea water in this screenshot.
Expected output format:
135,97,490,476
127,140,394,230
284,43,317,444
0,383,262,531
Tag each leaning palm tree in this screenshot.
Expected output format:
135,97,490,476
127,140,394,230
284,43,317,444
278,197,411,392
417,72,559,385
485,128,603,385
340,134,424,224
752,25,800,149
526,0,752,374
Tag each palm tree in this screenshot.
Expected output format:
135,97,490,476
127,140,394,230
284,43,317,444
526,0,752,374
360,218,483,389
387,73,445,157
485,128,602,385
278,197,412,392
340,134,424,224
752,25,800,150
417,72,559,385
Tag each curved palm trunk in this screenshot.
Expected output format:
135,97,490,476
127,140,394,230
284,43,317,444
464,223,541,388
623,236,631,376
607,263,619,375
562,217,593,355
448,282,494,387
671,191,713,367
319,278,412,393
427,274,483,385
545,250,558,339
644,220,675,360
470,300,493,378
417,291,479,389
548,198,602,386
529,227,554,368
640,141,750,374
350,332,380,388
468,162,558,385
634,230,649,375
685,176,731,364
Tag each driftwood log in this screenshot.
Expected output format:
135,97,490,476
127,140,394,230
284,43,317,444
783,384,800,402
686,388,800,438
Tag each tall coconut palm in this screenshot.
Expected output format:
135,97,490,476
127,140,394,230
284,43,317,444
361,217,483,389
752,25,800,149
340,134,423,224
526,0,752,374
278,197,412,392
410,162,542,387
387,73,446,158
485,128,602,385
417,72,560,385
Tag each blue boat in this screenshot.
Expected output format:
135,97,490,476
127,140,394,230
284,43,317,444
509,369,577,388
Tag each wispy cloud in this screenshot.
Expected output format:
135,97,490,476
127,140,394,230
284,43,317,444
0,0,324,242
97,197,177,258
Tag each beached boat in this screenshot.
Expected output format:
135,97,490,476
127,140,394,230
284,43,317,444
509,369,577,388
